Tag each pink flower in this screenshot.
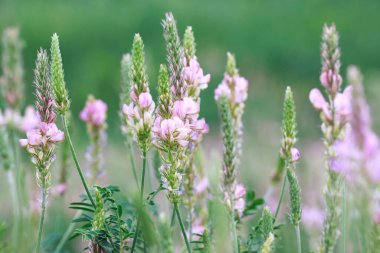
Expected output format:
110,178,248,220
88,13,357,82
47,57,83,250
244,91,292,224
153,116,191,147
182,58,211,92
320,71,329,88
41,122,65,142
80,97,107,126
234,77,248,103
233,184,246,218
122,103,134,119
21,106,40,132
26,129,42,146
309,88,327,110
173,98,200,120
214,83,231,100
19,139,28,147
52,183,67,196
291,147,300,162
138,92,153,109
192,218,205,235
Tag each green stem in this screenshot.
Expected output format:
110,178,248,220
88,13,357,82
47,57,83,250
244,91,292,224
274,172,287,223
342,181,346,253
174,203,192,253
130,148,148,253
53,210,82,253
7,170,20,248
295,224,301,253
127,140,140,191
61,115,95,207
36,186,47,253
231,208,239,253
170,208,176,227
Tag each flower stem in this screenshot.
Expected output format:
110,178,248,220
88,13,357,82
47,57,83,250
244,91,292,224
295,224,301,253
61,115,95,207
130,148,148,253
231,209,239,253
127,140,140,191
174,203,192,253
7,170,20,248
36,186,47,253
274,172,287,223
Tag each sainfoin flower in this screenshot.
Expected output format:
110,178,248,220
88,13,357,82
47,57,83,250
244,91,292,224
182,58,210,98
80,96,107,127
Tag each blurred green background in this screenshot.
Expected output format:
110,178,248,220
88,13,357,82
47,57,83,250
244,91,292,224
2,0,380,251
2,0,380,141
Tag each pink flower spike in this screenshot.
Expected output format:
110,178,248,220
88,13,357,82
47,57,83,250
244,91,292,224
122,103,134,118
214,83,231,100
291,147,300,162
235,184,246,199
309,88,327,110
80,98,107,126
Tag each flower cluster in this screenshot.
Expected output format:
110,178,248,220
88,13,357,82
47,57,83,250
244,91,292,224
122,34,155,151
19,49,64,190
80,96,108,182
153,14,210,204
215,53,248,156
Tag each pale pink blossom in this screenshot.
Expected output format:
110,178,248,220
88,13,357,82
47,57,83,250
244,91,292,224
191,219,205,235
182,58,210,95
173,98,200,120
21,106,40,132
152,116,191,148
214,83,231,100
309,88,327,110
25,129,42,146
291,147,300,162
233,77,249,103
80,97,107,126
138,92,153,109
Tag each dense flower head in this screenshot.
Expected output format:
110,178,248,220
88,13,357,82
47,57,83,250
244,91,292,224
320,24,342,97
121,34,155,150
80,95,107,127
152,115,191,149
182,58,210,98
0,27,24,110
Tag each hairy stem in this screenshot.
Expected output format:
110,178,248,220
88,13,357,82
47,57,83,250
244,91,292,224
274,172,287,223
175,203,192,253
62,115,95,207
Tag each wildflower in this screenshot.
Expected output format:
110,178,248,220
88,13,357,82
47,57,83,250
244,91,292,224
310,24,347,253
0,27,24,110
215,53,248,157
19,49,64,253
182,58,210,98
80,96,107,127
80,96,108,183
121,34,155,151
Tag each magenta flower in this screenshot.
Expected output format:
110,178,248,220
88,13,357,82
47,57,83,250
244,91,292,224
80,97,107,127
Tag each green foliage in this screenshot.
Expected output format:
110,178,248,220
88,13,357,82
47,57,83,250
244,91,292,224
131,34,148,94
243,190,264,218
192,229,211,253
71,186,133,253
50,33,70,114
